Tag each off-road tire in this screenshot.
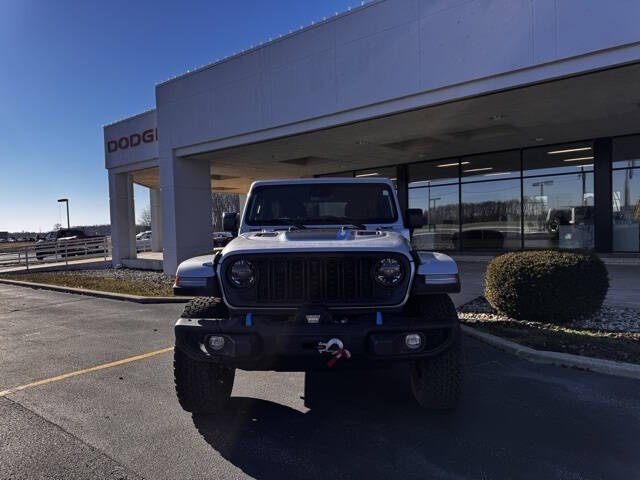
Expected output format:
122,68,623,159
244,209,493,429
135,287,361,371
181,297,228,319
409,294,463,410
174,348,235,414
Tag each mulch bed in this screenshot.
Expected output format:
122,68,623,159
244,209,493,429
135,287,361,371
458,297,640,365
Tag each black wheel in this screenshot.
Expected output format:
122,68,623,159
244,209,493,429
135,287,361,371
174,348,235,414
409,294,463,410
175,297,233,413
181,297,228,319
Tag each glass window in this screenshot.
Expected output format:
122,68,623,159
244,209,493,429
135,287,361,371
245,183,398,226
523,142,594,176
613,135,640,170
613,168,640,252
461,179,521,249
523,172,594,249
408,159,459,187
355,167,397,189
409,183,459,250
461,151,520,182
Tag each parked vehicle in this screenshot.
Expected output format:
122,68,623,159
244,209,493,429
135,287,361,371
136,230,152,251
213,231,233,248
545,206,594,234
35,229,105,260
173,178,462,413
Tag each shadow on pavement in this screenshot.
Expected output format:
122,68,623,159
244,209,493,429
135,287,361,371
191,342,640,480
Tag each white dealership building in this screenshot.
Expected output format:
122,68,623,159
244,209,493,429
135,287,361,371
105,0,640,274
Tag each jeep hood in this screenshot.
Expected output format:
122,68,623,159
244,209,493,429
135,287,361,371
220,229,411,257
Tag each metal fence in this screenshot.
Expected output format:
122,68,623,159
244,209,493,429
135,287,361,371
0,237,112,271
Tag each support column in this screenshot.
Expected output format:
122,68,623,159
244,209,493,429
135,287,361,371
108,171,137,265
594,138,613,253
149,188,163,252
396,164,409,218
160,153,213,274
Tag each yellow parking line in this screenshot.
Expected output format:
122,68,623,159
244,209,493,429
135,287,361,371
0,346,174,397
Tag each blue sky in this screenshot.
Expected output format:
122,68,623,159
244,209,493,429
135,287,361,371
0,0,355,232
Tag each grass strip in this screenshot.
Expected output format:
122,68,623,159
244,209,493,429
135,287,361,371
0,272,173,297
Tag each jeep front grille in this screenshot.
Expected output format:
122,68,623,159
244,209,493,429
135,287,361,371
221,253,411,308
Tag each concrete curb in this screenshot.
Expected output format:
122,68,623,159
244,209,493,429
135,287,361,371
461,324,640,380
0,278,191,304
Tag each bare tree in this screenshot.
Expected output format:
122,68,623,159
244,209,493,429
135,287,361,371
53,223,62,231
212,193,240,231
138,206,152,228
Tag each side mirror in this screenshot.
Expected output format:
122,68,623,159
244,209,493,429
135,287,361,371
406,208,424,229
222,212,239,236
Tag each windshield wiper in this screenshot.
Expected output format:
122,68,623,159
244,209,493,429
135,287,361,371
266,218,307,230
315,216,367,230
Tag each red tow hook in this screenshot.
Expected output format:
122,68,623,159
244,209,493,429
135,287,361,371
317,338,351,368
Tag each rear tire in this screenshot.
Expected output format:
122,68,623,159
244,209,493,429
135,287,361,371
174,348,234,414
409,294,463,410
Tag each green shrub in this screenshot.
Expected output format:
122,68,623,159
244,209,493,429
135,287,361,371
484,250,609,324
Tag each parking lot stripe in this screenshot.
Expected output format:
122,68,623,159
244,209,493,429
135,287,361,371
0,346,174,397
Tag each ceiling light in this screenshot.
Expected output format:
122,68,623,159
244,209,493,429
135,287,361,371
463,167,493,173
488,114,504,121
562,156,594,162
548,147,592,155
356,172,379,177
437,161,470,168
535,137,544,142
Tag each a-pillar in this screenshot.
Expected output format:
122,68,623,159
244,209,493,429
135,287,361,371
108,171,136,265
161,154,212,274
238,193,248,217
150,188,163,252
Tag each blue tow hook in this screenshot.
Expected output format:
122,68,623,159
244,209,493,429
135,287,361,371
245,312,252,327
376,311,382,325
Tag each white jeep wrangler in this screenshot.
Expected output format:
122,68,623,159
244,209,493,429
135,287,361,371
173,178,462,411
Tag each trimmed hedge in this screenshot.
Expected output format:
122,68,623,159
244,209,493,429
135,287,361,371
484,250,609,324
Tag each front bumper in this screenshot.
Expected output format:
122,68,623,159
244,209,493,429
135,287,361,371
175,312,459,371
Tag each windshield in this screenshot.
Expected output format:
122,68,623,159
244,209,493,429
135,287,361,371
245,183,398,227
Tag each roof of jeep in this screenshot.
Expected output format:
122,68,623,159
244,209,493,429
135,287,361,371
249,177,395,189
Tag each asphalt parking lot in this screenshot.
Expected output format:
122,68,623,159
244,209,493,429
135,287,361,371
1,284,639,480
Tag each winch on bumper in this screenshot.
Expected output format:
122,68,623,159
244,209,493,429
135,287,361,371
174,309,460,371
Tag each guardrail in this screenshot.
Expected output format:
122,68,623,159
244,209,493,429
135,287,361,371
136,238,152,253
0,237,111,271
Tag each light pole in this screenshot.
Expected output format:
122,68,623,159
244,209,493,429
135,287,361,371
57,198,70,229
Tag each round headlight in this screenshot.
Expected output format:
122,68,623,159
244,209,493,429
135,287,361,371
229,259,256,287
373,258,403,287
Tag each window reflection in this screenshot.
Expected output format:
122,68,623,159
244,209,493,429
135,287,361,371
461,179,521,249
613,135,640,170
461,151,520,181
409,159,459,187
613,168,640,252
409,183,459,250
523,171,594,249
355,167,397,189
524,142,594,176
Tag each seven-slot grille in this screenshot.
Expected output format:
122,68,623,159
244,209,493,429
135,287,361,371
222,253,410,308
